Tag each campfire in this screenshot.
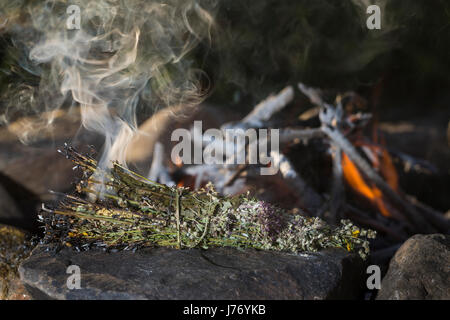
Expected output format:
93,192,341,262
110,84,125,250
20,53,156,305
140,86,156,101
37,82,448,265
146,84,449,249
1,0,449,302
40,144,375,259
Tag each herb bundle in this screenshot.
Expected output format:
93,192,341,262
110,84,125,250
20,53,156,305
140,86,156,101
40,145,376,259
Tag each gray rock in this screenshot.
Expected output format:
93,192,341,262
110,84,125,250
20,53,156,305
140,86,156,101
19,245,366,300
0,107,103,199
377,234,450,300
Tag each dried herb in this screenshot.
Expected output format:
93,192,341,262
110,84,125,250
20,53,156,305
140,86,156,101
40,145,376,259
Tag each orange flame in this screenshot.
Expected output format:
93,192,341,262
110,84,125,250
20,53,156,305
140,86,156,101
342,152,392,217
177,180,185,188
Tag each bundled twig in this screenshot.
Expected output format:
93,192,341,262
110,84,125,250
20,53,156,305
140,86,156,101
39,145,376,259
147,142,175,187
222,86,294,130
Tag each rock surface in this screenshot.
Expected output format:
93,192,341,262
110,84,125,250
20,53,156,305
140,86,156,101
377,234,450,300
19,245,366,300
0,224,33,300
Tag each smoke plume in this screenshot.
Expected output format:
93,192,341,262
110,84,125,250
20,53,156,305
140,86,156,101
0,0,215,169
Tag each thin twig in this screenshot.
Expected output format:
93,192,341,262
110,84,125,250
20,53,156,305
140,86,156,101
297,83,436,233
175,188,182,249
270,150,323,212
241,86,294,127
188,217,210,248
221,86,294,131
406,195,450,233
322,125,436,234
223,164,248,187
345,206,407,242
298,83,329,108
330,144,344,224
148,142,175,187
279,128,325,144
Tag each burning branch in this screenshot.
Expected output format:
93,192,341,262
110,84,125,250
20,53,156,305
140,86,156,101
298,82,439,234
330,144,345,224
174,82,446,243
270,150,323,212
321,125,435,233
223,86,294,130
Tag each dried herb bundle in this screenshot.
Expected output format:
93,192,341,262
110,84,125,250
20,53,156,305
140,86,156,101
40,145,376,259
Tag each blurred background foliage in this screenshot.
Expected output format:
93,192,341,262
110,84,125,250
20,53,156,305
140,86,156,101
197,0,450,113
1,0,450,118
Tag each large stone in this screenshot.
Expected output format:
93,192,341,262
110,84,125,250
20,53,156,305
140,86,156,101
19,245,366,300
0,108,102,231
377,234,450,300
0,108,102,199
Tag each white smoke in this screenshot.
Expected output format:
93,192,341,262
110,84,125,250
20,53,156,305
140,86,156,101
3,0,215,171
